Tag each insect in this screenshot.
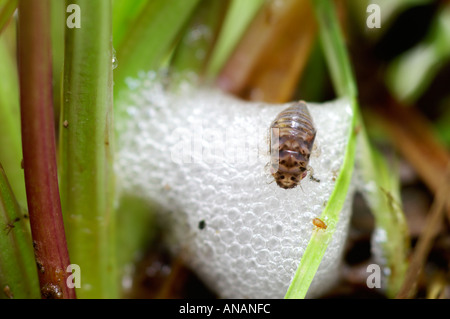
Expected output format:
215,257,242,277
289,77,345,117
312,217,327,231
269,101,316,189
4,217,21,235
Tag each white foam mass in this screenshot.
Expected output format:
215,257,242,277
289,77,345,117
115,72,355,298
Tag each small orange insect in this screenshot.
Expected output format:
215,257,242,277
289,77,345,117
312,217,327,231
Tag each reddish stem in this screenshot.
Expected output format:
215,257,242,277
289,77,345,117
17,0,76,299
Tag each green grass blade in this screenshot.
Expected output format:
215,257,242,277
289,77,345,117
116,194,157,295
114,0,201,96
60,0,117,298
50,0,65,130
170,0,230,76
284,103,358,298
296,40,328,102
0,0,16,34
286,0,408,299
285,0,358,299
112,0,147,50
0,164,40,299
205,0,264,78
312,0,357,99
0,35,26,208
357,130,409,297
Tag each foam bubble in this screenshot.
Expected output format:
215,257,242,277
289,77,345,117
115,71,355,298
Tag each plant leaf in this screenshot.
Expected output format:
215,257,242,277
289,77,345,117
114,0,201,96
0,164,40,299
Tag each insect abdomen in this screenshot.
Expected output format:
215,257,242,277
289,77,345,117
312,217,327,230
270,101,316,189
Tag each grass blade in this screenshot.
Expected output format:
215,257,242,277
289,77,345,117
114,0,201,95
0,164,40,299
286,0,409,298
112,0,147,50
206,0,264,78
59,0,116,299
312,0,357,99
170,0,230,76
284,106,358,298
50,0,65,131
0,34,26,207
357,129,409,297
0,0,16,34
116,194,157,296
285,0,358,298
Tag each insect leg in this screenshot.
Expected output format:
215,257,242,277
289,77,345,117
307,165,320,183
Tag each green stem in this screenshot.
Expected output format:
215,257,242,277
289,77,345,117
17,0,75,299
60,0,117,298
0,164,40,299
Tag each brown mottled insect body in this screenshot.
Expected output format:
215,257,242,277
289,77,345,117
270,101,316,189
